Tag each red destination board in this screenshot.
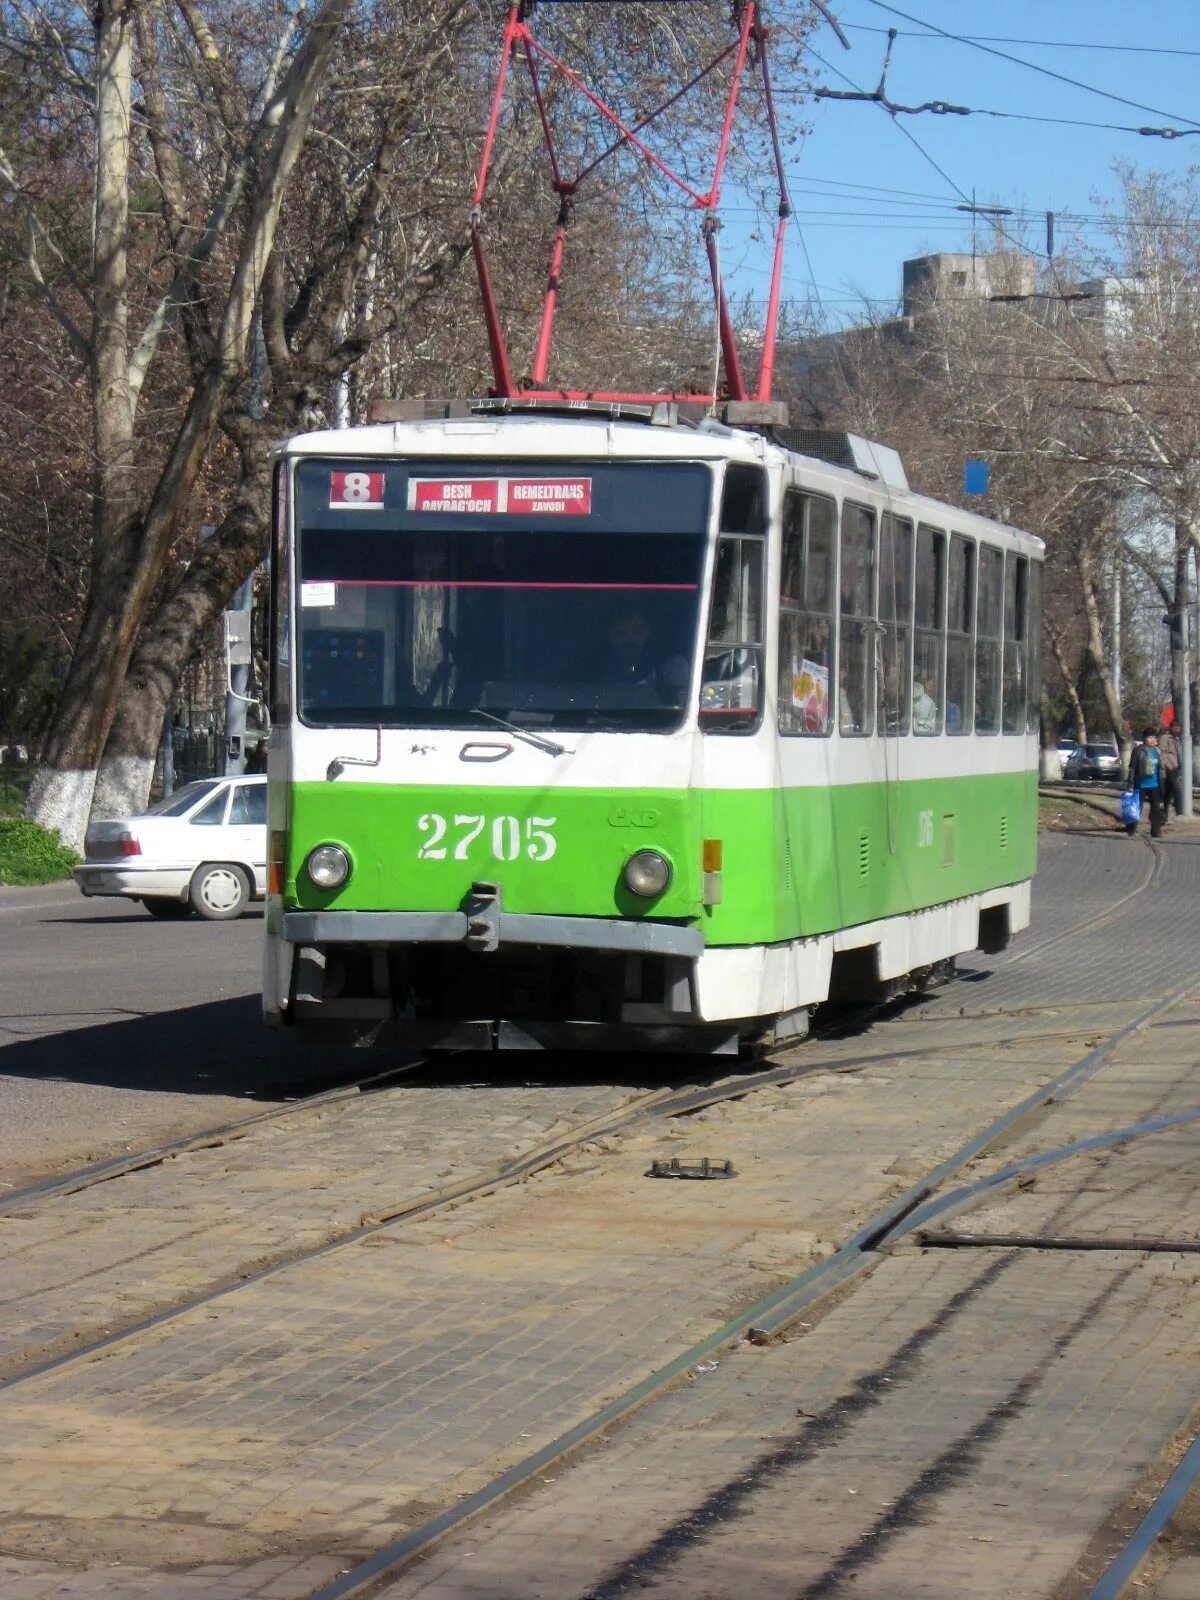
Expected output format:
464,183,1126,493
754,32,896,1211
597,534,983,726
407,477,592,516
409,479,503,513
329,470,385,508
509,478,591,514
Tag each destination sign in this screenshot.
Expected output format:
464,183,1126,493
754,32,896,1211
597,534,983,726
407,477,592,516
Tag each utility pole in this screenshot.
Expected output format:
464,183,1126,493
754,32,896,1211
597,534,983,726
158,709,174,799
222,575,254,777
1183,558,1195,818
1110,551,1122,709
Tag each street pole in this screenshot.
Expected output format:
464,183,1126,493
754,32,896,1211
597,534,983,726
159,709,174,799
1181,563,1194,819
223,575,254,777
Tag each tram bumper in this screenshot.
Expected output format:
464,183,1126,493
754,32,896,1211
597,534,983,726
274,901,725,1051
280,907,703,958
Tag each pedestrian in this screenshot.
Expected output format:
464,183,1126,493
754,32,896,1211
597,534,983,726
1125,725,1165,838
1160,717,1183,820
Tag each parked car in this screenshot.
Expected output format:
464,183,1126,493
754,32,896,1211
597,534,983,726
1064,741,1122,782
1055,736,1080,778
74,775,267,920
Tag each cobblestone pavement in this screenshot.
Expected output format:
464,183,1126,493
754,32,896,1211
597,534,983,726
0,1073,645,1376
1,833,1198,1598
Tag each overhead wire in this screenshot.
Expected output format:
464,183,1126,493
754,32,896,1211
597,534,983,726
843,24,1200,61
862,0,1200,131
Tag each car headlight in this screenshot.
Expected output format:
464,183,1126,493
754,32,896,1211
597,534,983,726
306,844,351,890
623,849,672,898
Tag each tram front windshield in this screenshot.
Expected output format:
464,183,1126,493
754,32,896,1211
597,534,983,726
294,458,710,732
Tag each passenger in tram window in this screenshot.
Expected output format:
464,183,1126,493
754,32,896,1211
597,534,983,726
838,666,856,734
946,700,963,734
913,676,938,734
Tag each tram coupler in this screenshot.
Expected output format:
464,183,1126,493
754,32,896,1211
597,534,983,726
465,881,503,952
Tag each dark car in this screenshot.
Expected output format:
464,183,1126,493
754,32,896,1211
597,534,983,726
1064,741,1122,782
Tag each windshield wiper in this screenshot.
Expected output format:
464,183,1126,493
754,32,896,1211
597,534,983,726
467,709,572,758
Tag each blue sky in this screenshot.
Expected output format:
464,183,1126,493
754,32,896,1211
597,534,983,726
727,0,1200,327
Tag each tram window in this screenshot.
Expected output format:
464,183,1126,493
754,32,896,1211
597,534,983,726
721,464,768,535
839,503,876,737
1003,553,1029,734
946,534,974,735
269,462,290,720
779,490,835,738
913,524,946,735
700,534,764,733
879,514,913,735
975,544,1004,734
1026,559,1044,735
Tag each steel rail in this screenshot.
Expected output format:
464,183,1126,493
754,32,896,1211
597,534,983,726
0,1054,441,1216
303,978,1198,1600
0,1001,1161,1392
0,1024,947,1390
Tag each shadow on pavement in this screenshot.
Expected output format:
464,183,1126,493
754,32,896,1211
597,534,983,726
0,995,372,1100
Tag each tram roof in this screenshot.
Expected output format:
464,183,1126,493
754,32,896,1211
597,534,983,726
277,412,1042,558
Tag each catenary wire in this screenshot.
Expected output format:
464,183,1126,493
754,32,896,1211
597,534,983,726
844,23,1200,60
863,0,1200,131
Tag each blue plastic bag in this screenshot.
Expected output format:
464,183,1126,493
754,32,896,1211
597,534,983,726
1121,789,1141,825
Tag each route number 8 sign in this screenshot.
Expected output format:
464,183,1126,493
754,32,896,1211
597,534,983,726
330,470,385,509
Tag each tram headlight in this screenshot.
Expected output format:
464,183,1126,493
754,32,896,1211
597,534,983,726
623,849,672,899
306,844,351,890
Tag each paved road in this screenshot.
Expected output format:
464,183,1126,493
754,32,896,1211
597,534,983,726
0,887,363,1186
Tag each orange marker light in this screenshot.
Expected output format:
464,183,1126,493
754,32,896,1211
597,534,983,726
268,831,287,896
703,839,723,872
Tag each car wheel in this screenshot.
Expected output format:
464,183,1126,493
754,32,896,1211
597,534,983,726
190,862,250,921
142,897,191,920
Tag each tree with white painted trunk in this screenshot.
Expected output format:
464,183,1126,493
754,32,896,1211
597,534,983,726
8,0,353,848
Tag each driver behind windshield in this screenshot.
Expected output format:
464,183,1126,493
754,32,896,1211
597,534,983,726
597,606,688,702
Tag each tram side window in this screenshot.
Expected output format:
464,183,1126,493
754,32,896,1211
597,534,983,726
779,489,835,738
879,513,913,735
269,462,290,720
1003,553,1029,734
1026,559,1044,735
700,533,764,733
946,534,974,735
975,544,1004,734
721,464,768,535
839,503,876,736
913,525,946,735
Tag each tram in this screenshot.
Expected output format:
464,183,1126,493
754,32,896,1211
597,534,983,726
262,398,1042,1053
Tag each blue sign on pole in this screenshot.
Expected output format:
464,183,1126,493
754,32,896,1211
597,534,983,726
964,460,989,496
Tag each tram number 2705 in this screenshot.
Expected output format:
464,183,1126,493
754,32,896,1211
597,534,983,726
418,813,557,863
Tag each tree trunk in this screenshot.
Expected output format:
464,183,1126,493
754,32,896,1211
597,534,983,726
26,0,136,849
26,0,350,849
1047,624,1088,749
93,463,271,817
1077,542,1127,758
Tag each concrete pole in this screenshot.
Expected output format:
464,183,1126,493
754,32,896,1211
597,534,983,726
1181,563,1194,818
159,709,174,798
222,575,254,777
1110,553,1121,708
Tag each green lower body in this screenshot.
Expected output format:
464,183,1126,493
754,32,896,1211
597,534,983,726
283,770,1037,944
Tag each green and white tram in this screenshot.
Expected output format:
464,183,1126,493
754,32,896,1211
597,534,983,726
264,401,1042,1053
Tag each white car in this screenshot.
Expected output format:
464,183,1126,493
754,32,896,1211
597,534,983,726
74,776,267,920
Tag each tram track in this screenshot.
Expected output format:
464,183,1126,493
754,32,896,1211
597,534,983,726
0,1054,443,1216
280,977,1194,1600
0,992,1162,1395
0,1005,995,1389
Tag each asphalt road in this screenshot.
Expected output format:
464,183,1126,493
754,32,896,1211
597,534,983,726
0,885,366,1187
